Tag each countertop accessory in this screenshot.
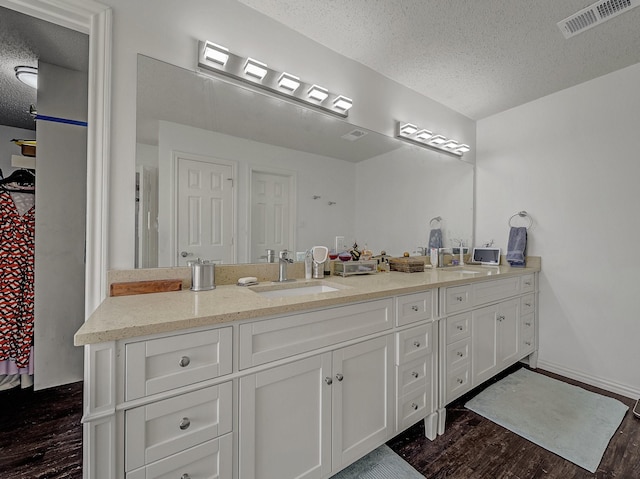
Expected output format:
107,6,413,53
389,257,425,273
189,259,216,291
471,247,501,265
333,259,378,277
312,246,329,279
237,276,259,286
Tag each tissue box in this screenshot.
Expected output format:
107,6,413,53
333,260,378,277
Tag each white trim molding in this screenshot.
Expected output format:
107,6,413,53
537,359,640,400
1,0,112,318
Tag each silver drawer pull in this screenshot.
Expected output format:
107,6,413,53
525,321,532,326
413,340,421,348
335,373,344,382
525,341,532,346
411,305,419,312
456,325,464,331
524,281,532,286
411,402,419,411
457,378,464,384
456,296,463,302
411,371,419,378
179,417,191,430
179,356,191,368
496,315,505,322
325,377,333,385
181,474,191,479
525,302,532,307
457,351,464,357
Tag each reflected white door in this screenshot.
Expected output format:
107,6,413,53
177,156,234,265
251,171,294,262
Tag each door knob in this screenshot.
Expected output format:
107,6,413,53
180,251,193,258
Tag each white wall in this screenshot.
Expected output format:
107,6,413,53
102,0,475,269
0,125,35,176
476,62,640,398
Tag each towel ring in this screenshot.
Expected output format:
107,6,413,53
508,211,533,230
429,216,442,228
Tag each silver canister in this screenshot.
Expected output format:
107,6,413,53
189,260,216,291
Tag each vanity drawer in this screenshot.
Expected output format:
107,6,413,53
521,294,535,315
127,434,233,479
397,388,431,431
125,382,232,472
446,363,472,403
396,290,435,327
125,327,232,401
397,355,431,397
521,274,535,293
446,312,471,344
239,298,393,369
446,338,471,371
473,277,521,307
443,284,472,313
126,434,233,479
396,322,434,365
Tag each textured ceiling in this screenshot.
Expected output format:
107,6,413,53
236,0,640,120
0,6,89,131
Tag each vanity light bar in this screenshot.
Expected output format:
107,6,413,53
395,121,471,158
198,40,352,118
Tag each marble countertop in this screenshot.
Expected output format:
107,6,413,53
75,260,540,346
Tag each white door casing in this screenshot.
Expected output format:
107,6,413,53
175,153,235,265
250,168,296,262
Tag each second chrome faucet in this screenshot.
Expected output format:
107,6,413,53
277,249,295,282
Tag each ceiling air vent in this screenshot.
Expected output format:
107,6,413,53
557,0,640,38
341,129,368,141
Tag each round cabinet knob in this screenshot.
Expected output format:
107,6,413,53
525,341,532,346
457,351,464,357
411,371,419,379
525,322,532,326
411,403,419,411
413,340,421,348
181,474,191,479
325,377,333,385
525,302,532,307
411,305,419,312
457,378,464,384
335,373,344,382
456,296,463,302
456,325,464,331
179,417,191,430
179,356,191,368
497,315,505,322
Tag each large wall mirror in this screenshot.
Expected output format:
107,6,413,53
136,54,475,267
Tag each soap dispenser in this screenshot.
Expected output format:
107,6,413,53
305,249,313,279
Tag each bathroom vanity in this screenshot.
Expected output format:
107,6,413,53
76,260,539,479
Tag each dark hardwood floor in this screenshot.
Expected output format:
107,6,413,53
387,365,640,479
0,367,637,479
0,381,83,479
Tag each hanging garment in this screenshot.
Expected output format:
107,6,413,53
0,189,35,368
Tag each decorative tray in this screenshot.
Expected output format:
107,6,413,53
333,260,378,277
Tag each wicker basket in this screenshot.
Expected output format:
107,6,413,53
389,257,425,273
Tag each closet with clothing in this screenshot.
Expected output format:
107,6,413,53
0,168,36,390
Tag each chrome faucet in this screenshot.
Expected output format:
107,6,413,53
277,250,294,282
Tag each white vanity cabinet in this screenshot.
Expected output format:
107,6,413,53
238,335,393,479
439,272,538,416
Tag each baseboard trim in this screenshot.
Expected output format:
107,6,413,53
537,359,640,400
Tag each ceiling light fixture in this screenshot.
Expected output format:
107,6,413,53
15,66,38,89
197,40,352,118
278,72,300,92
204,42,230,66
395,121,471,158
244,58,268,80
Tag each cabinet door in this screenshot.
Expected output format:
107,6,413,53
239,353,332,479
472,304,499,385
331,336,393,471
497,298,520,368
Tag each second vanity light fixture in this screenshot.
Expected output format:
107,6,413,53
396,121,470,157
198,40,353,118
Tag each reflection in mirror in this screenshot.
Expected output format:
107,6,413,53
136,54,474,267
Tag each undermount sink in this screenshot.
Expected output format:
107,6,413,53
440,267,482,274
250,281,342,299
